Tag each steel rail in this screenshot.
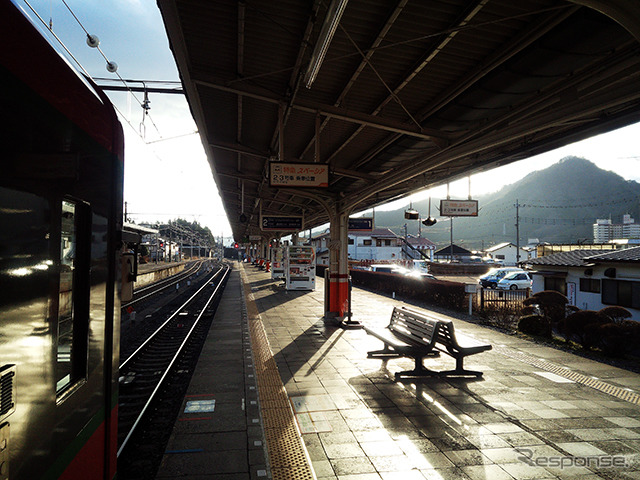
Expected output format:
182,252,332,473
120,266,224,370
117,265,230,457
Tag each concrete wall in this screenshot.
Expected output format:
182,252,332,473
135,263,186,288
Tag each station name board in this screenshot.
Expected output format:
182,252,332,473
440,199,478,217
260,215,304,232
269,162,329,188
348,217,373,231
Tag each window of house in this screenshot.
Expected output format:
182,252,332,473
544,276,566,295
495,255,505,260
384,239,391,246
57,199,90,396
579,278,600,293
602,279,640,309
348,238,354,245
376,239,382,247
363,239,372,246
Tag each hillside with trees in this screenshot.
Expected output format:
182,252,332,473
370,157,640,251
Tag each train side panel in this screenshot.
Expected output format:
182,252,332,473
0,3,123,479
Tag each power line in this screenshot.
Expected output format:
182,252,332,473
25,0,164,141
23,0,91,77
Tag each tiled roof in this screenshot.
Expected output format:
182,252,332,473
585,246,640,262
526,247,640,267
434,244,472,256
407,236,436,247
525,250,605,267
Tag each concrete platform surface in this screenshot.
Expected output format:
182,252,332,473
159,261,640,480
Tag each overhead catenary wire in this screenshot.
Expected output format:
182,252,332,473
23,0,91,77
24,0,163,140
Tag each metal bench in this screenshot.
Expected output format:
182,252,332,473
364,306,492,379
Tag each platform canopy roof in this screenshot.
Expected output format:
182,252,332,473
157,0,640,241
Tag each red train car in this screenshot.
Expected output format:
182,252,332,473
0,2,124,478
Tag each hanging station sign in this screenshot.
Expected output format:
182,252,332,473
440,199,479,217
260,215,304,232
269,162,329,188
348,217,374,231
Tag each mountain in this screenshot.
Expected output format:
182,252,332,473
370,157,640,251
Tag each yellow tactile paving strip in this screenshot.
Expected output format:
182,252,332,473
494,346,640,405
240,265,316,480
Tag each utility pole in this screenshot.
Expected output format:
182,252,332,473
515,199,521,264
450,217,454,261
447,183,453,262
169,221,173,263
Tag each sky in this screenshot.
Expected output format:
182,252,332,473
18,0,640,241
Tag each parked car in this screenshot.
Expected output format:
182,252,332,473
369,264,409,274
478,267,523,289
497,271,533,290
406,271,437,280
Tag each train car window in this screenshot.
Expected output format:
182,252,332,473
56,199,90,395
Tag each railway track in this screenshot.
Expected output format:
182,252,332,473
119,260,219,359
117,265,230,478
121,259,209,311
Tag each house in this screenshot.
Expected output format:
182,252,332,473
311,230,331,266
433,244,473,262
311,228,436,265
524,246,640,320
485,242,529,266
404,235,436,261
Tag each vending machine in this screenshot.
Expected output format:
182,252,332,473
284,245,316,290
271,246,285,280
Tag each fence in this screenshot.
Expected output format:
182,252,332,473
476,288,530,312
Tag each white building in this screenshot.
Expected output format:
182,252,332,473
485,242,529,266
311,228,435,265
593,215,640,243
525,246,640,320
348,228,402,261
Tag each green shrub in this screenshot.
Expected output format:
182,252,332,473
518,314,551,337
562,310,608,349
566,305,580,316
598,306,632,324
597,320,640,356
522,290,569,325
478,304,519,332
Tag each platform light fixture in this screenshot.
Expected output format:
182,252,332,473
304,0,349,88
404,209,419,220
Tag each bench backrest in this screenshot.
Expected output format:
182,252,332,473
389,307,439,347
434,320,460,349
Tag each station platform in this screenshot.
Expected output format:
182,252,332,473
156,261,640,480
137,260,186,274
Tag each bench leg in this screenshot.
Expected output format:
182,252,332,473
438,356,483,377
395,355,439,380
